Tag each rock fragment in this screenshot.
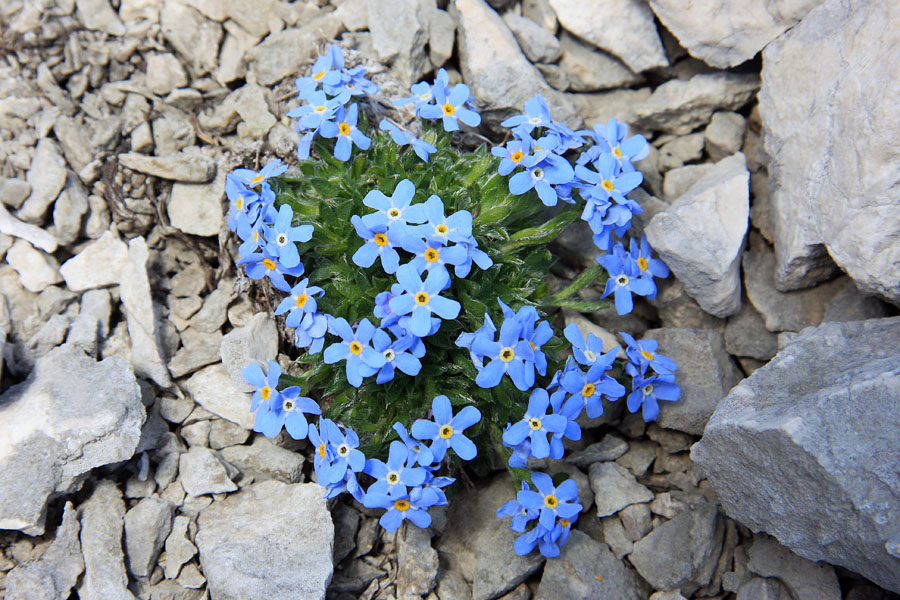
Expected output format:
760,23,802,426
77,481,136,600
179,447,238,496
6,239,62,292
58,230,128,291
124,497,174,577
588,462,653,517
117,152,216,183
167,171,226,237
19,138,67,224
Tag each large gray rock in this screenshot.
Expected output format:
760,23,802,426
724,300,778,361
629,503,725,597
548,0,668,73
451,0,577,128
649,0,819,68
160,0,222,76
183,363,256,430
77,481,136,600
245,14,343,86
691,317,900,592
0,344,144,534
124,497,174,577
503,12,562,63
396,525,438,598
220,436,304,483
0,202,58,253
759,0,900,302
367,0,431,86
557,32,641,93
535,530,648,599
440,473,545,600
179,447,238,496
167,171,225,237
6,238,62,293
643,327,743,435
196,481,334,599
5,502,84,600
635,72,759,135
646,153,749,318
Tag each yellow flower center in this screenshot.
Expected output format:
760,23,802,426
394,499,410,511
339,122,351,136
415,292,430,306
528,417,542,431
263,258,277,270
544,494,559,509
500,347,515,362
442,103,455,116
318,443,326,458
315,105,327,113
388,208,401,218
436,224,449,235
582,383,596,397
296,294,308,307
374,233,389,247
637,257,648,271
313,71,325,81
510,151,524,163
425,248,440,263
613,147,623,159
253,230,259,242
235,196,244,210
250,175,264,186
584,350,597,362
560,519,570,527
640,350,654,361
349,341,363,355
601,180,615,192
260,386,272,401
439,425,454,439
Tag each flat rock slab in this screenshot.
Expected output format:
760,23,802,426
589,462,653,517
0,344,144,534
692,317,900,592
759,0,900,301
77,481,136,600
196,481,334,600
118,152,216,183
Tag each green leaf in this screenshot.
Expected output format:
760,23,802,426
541,298,611,312
545,264,608,303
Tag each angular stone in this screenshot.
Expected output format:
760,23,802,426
146,53,188,96
184,363,257,430
0,202,58,253
557,32,640,92
0,177,31,209
163,515,197,579
167,170,225,236
691,317,900,592
635,72,759,135
168,328,222,379
77,481,136,600
6,239,62,292
5,502,83,600
535,530,648,599
196,481,333,599
397,525,438,598
160,0,222,76
588,462,653,517
548,0,668,73
452,0,577,129
367,0,431,87
503,13,562,63
646,153,749,318
76,0,126,34
747,535,840,600
643,327,743,435
0,345,144,535
759,0,900,302
19,138,67,224
705,111,746,162
58,230,127,291
124,497,173,577
566,434,628,468
649,0,819,68
630,503,724,596
567,88,651,129
245,14,343,86
179,447,238,496
220,436,304,483
440,473,545,600
120,237,172,388
118,151,216,183
737,577,792,600
220,311,279,392
724,300,778,361
53,174,89,246
234,83,276,140
663,163,713,202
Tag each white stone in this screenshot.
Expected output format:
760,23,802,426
146,53,188,96
219,311,279,392
77,481,136,600
366,0,431,86
704,111,746,162
759,0,900,302
646,153,749,318
6,238,62,292
163,515,197,579
548,0,668,73
503,13,562,63
76,0,126,35
119,237,172,387
59,230,128,291
234,83,276,139
19,138,67,224
183,363,256,430
167,171,225,237
649,0,820,68
557,32,641,93
179,447,238,496
160,0,222,76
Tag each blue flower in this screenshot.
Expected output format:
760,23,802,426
419,82,481,132
362,179,427,234
412,195,474,245
324,466,365,503
577,117,649,171
454,240,493,278
410,395,481,462
388,264,460,337
597,249,655,315
560,358,625,419
502,388,568,459
626,235,669,299
374,283,404,329
265,204,313,269
371,327,422,384
512,304,553,376
294,311,328,354
363,486,442,533
513,523,562,558
627,373,681,422
350,215,404,274
320,103,371,161
517,472,583,531
548,388,583,460
404,237,467,277
238,248,304,292
393,69,449,116
379,120,438,163
331,65,379,97
501,95,553,133
509,153,575,207
323,317,387,387
295,44,343,96
470,313,536,391
308,419,336,481
563,322,620,380
392,422,435,467
231,159,288,189
619,332,678,377
491,137,535,176
241,360,281,412
275,278,324,327
253,385,321,440
576,153,643,205
318,419,366,485
497,482,539,532
455,311,496,366
289,89,350,131
364,441,427,496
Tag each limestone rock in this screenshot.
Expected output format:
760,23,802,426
160,0,222,76
691,317,900,592
724,301,778,361
6,239,62,293
503,13,562,63
0,345,144,534
184,363,256,430
235,83,276,140
747,535,840,600
167,170,225,236
219,311,280,392
366,0,431,87
76,0,126,35
52,174,89,247
163,515,197,579
557,32,641,93
196,481,334,599
118,151,216,183
0,202,58,253
179,447,238,496
146,53,188,96
19,138,67,225
0,177,31,209
649,0,819,68
397,525,438,598
124,497,173,577
588,462,653,517
77,481,136,600
220,436,305,483
646,153,749,318
58,230,127,291
245,14,343,86
759,0,900,302
705,111,747,161
548,0,668,73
